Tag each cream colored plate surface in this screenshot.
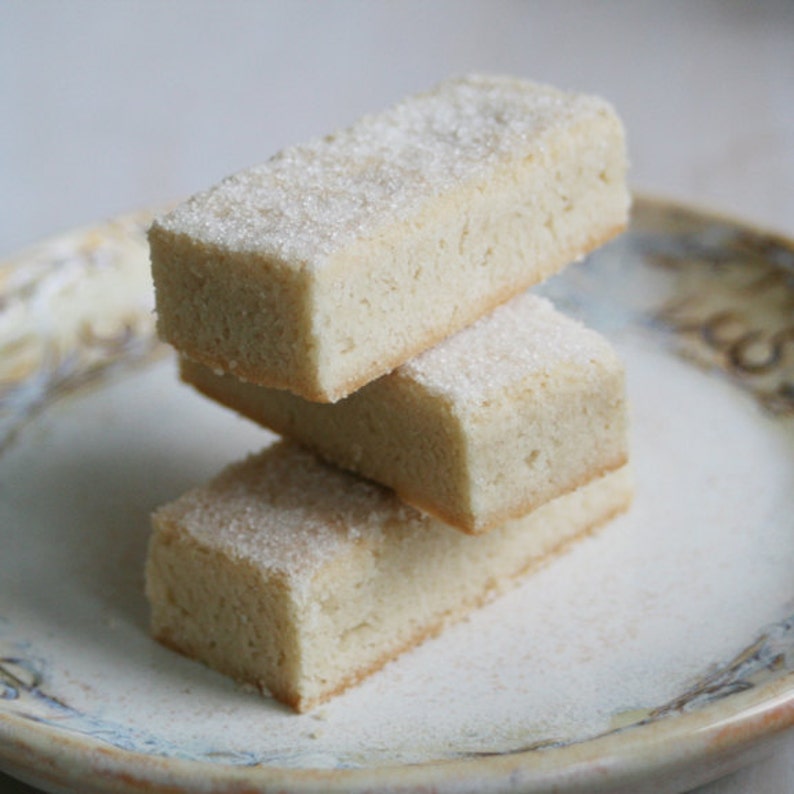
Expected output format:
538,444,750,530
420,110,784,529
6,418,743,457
0,197,792,793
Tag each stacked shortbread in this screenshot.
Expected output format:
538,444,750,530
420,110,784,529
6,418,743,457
146,74,632,712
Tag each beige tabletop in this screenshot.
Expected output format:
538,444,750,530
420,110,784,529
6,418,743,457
1,2,792,792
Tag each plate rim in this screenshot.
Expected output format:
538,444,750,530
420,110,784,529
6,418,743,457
2,671,793,793
1,193,793,793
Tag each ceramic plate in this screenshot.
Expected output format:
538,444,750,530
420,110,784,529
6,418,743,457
0,197,792,794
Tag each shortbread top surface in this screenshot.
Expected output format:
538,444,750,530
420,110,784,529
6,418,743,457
155,444,418,589
151,75,617,267
399,293,620,413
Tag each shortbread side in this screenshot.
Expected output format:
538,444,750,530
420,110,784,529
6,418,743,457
309,107,628,401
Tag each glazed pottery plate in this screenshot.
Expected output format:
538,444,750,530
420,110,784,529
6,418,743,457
0,197,792,793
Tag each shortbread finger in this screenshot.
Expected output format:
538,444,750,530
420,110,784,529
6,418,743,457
146,442,632,713
181,293,629,534
150,74,629,402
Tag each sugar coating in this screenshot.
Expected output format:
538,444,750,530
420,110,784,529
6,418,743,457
181,292,629,533
402,293,615,413
146,442,633,712
155,75,614,267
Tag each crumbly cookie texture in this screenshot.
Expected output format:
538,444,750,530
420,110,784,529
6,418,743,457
145,442,633,712
150,74,630,402
180,293,629,534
